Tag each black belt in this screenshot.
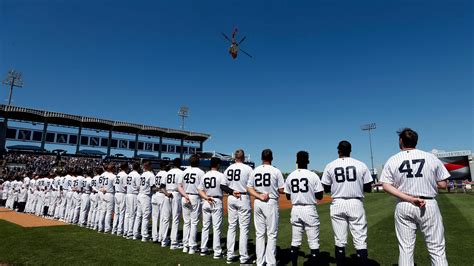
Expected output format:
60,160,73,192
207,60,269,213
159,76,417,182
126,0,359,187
418,196,434,200
334,197,362,200
233,192,248,195
187,193,199,196
210,196,222,199
293,204,314,206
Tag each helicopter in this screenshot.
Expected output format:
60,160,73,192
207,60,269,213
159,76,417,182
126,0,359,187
221,28,252,59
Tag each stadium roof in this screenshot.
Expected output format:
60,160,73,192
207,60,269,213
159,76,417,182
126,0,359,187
0,105,210,142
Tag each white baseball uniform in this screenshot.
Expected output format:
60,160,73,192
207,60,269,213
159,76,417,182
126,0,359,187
98,172,115,233
125,170,140,238
72,175,84,223
133,170,153,240
59,175,69,220
380,149,449,266
159,167,183,248
224,162,253,262
151,170,166,242
199,169,228,257
79,176,92,226
88,175,100,228
179,166,204,250
321,157,372,250
35,178,45,216
50,175,61,217
64,175,74,221
112,170,127,235
285,169,324,250
247,164,285,266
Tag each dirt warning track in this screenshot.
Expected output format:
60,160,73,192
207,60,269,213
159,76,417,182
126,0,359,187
0,208,67,228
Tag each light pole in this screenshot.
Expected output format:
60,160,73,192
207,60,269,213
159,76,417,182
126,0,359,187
2,69,24,105
361,123,376,175
178,106,189,130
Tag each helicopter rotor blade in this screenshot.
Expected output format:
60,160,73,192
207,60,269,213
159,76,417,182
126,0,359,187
221,33,232,43
239,48,253,58
239,36,247,45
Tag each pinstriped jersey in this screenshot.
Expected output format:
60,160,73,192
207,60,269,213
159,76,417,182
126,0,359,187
224,162,253,193
198,170,228,197
101,172,116,193
114,171,128,193
380,149,450,197
138,171,154,195
161,167,183,192
284,169,324,205
153,170,167,188
179,167,205,194
247,164,285,200
321,157,372,198
128,170,141,194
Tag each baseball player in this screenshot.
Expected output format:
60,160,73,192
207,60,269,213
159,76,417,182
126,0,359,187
49,171,61,218
380,128,449,266
18,179,28,212
112,162,128,236
178,154,205,254
26,177,35,212
247,149,285,266
89,167,103,230
159,158,184,249
79,169,92,227
321,140,373,266
133,160,153,242
43,175,53,217
124,162,140,239
72,168,84,224
35,175,46,216
151,161,167,243
2,179,10,208
98,163,116,233
284,151,324,266
198,157,236,259
224,149,253,264
64,168,74,222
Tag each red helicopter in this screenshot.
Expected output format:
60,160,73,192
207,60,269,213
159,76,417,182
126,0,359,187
221,28,252,59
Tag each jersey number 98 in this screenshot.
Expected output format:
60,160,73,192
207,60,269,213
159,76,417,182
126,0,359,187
227,169,241,181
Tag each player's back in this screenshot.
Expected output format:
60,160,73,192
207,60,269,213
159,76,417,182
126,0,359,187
102,172,115,193
248,164,284,200
321,157,372,198
200,170,226,197
181,167,204,194
381,149,449,197
139,171,153,195
129,170,141,194
285,169,323,205
225,162,253,193
153,170,167,189
164,168,183,191
115,171,127,193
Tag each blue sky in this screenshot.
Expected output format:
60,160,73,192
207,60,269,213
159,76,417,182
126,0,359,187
1,0,472,172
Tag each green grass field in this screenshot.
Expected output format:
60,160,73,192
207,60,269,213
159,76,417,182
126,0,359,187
1,193,473,265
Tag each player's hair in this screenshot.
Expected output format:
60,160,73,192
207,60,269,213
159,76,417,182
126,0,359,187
296,151,309,166
132,162,141,171
398,128,418,148
337,140,352,157
96,167,104,175
160,160,168,170
172,158,182,168
234,149,245,161
106,163,115,172
261,149,273,162
67,166,75,176
210,157,221,168
143,160,152,170
120,162,129,171
189,154,200,167
75,167,83,176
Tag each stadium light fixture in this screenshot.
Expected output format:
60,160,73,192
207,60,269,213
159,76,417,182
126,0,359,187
178,106,189,130
2,69,24,105
361,123,376,175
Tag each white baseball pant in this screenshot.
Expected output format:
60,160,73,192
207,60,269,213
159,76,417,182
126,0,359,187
124,193,137,237
181,194,201,249
291,205,320,249
330,198,367,249
133,193,151,240
201,198,223,256
98,192,114,233
395,200,447,266
72,191,82,224
112,192,126,235
254,199,279,266
151,192,165,242
79,193,91,226
227,194,251,262
87,193,98,227
159,191,182,247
